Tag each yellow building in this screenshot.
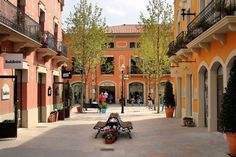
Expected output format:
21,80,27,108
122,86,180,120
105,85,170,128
168,0,236,132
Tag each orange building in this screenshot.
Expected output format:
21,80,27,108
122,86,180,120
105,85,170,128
0,0,67,132
65,24,171,106
167,0,236,131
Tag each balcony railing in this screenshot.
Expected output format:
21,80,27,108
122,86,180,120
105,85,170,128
186,0,236,44
41,31,57,51
175,31,187,52
0,0,40,42
166,41,176,57
57,41,67,57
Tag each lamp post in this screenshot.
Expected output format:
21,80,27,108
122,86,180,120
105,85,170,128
120,64,125,113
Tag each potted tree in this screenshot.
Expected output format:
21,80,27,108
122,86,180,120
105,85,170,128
163,80,176,118
100,102,108,113
220,61,236,156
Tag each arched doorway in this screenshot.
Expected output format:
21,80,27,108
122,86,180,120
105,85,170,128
72,82,84,105
198,65,208,127
217,65,223,131
99,82,115,104
129,82,144,105
209,60,224,132
204,70,208,127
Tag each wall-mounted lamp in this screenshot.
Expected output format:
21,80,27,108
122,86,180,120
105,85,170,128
181,8,196,20
179,0,196,21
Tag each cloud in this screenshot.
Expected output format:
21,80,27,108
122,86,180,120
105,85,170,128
105,6,126,17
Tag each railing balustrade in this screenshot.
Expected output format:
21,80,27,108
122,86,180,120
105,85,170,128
0,0,40,42
186,0,236,43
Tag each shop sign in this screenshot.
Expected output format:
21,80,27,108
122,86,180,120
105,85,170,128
2,84,10,100
100,82,115,86
62,70,72,79
3,53,23,69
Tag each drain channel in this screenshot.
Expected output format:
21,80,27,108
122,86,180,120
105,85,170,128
100,148,114,151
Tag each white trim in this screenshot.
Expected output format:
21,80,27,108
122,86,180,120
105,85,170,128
37,65,47,73
208,58,224,132
52,70,59,76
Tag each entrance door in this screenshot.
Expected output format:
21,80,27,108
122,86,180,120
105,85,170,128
38,73,43,122
204,70,208,127
129,82,144,105
99,86,115,103
15,70,22,127
217,66,223,131
0,75,17,138
53,82,65,120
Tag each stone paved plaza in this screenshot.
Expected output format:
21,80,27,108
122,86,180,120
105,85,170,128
0,105,229,157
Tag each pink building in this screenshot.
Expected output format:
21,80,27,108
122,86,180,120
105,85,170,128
0,0,67,133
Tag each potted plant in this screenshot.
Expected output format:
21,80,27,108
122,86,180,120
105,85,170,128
104,129,117,144
100,102,108,113
163,80,176,118
220,61,236,156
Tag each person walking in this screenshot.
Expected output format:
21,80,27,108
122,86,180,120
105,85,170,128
147,94,153,109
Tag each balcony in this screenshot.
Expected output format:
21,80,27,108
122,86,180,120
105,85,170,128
167,31,188,57
0,0,40,46
57,41,67,57
186,0,236,52
37,32,67,62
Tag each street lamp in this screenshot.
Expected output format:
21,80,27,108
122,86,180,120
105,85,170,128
120,64,125,113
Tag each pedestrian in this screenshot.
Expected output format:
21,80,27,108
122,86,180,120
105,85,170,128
99,92,105,103
104,90,108,102
147,94,153,109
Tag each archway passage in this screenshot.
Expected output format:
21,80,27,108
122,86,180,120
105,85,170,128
129,82,144,105
99,86,115,104
217,65,223,132
72,82,84,105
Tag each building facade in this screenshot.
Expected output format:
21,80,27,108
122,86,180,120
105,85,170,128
65,24,171,106
0,0,67,128
168,0,236,132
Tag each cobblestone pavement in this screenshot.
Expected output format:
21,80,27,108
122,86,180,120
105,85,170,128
0,105,229,157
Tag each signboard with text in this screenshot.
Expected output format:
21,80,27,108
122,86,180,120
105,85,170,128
3,53,23,69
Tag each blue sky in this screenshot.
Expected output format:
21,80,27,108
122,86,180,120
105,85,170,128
62,0,173,28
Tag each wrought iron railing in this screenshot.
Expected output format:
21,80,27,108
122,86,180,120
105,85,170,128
166,41,176,57
186,0,236,44
0,0,40,42
57,41,67,57
41,31,57,51
175,31,187,52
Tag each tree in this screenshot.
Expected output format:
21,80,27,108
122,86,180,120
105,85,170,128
163,80,176,108
138,0,173,112
220,61,236,132
66,0,107,111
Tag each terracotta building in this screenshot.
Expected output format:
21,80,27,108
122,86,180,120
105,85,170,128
0,0,67,132
167,0,236,132
65,24,171,107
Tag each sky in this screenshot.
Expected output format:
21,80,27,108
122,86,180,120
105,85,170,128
62,0,173,28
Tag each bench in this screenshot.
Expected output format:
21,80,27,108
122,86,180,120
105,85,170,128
83,102,100,112
93,113,133,138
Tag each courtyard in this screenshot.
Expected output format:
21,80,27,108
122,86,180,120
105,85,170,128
0,105,228,157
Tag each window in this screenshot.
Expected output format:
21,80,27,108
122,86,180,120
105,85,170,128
131,57,143,74
101,57,114,74
105,42,115,48
129,42,136,48
129,42,140,48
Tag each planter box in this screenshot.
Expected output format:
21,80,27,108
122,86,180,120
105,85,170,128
58,109,65,120
48,111,58,122
65,106,71,118
101,108,107,113
0,121,17,138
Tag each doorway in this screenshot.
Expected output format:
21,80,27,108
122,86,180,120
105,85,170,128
129,82,144,105
217,65,223,131
15,70,22,127
99,86,115,104
204,70,208,127
37,73,46,122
